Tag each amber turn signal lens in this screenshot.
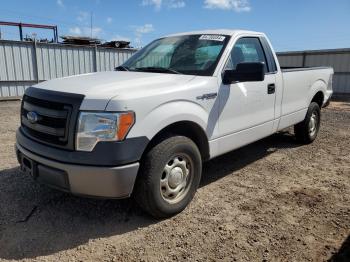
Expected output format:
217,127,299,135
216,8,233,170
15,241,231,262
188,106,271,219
117,112,135,140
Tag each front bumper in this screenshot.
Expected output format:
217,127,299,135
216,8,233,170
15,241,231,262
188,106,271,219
16,143,139,198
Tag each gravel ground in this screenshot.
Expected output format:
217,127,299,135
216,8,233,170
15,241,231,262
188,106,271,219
0,101,349,262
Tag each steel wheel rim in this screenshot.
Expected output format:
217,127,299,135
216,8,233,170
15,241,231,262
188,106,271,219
160,154,193,204
309,111,318,137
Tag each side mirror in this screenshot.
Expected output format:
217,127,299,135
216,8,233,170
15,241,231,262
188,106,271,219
222,62,265,85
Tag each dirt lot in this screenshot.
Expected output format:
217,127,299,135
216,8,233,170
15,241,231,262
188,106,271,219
0,101,349,262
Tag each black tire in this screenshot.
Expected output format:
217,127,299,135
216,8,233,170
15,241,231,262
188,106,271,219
134,136,202,218
294,102,321,144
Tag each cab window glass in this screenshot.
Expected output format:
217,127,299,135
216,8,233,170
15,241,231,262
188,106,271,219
123,34,230,76
225,37,268,72
195,45,223,69
135,44,174,68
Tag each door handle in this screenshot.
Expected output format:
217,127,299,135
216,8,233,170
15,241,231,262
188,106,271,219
267,84,275,94
196,93,218,100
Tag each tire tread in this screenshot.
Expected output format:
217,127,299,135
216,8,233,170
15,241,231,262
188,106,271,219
134,135,201,218
294,102,321,144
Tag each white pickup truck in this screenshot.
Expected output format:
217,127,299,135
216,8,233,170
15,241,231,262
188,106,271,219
16,30,333,218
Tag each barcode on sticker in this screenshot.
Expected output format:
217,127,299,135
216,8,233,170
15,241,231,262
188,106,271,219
199,35,226,41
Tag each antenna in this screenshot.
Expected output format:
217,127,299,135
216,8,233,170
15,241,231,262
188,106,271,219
90,11,93,38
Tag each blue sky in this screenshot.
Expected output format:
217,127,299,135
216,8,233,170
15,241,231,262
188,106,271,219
0,0,349,51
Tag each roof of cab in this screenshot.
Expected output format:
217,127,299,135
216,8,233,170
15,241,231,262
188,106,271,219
165,29,263,37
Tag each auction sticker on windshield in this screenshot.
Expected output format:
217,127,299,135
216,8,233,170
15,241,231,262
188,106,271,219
199,35,226,41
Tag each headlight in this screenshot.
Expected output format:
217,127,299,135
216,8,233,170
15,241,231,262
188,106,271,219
76,111,135,151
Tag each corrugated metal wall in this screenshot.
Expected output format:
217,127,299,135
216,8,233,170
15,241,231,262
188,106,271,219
277,48,350,95
0,40,136,98
1,41,349,98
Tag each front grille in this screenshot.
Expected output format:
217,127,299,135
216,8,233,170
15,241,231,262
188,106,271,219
21,95,71,145
20,87,84,150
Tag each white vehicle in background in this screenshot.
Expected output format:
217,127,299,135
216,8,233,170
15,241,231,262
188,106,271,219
16,30,333,218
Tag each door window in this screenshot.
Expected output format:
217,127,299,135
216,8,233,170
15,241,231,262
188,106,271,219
225,37,268,72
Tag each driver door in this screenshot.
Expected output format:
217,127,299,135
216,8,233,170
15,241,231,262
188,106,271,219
218,37,277,153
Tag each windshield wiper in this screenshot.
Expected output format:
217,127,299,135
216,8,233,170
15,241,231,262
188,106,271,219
134,67,181,74
115,66,130,71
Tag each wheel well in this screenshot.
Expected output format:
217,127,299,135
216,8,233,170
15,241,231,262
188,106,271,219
144,121,210,161
311,91,324,108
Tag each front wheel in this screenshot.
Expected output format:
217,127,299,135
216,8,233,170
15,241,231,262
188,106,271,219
294,102,321,144
134,136,202,218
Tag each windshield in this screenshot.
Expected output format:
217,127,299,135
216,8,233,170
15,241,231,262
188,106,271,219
121,34,230,76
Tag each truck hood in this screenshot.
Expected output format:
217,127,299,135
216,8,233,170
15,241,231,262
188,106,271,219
33,71,196,110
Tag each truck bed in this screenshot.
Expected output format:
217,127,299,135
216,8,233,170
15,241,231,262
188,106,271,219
277,66,333,130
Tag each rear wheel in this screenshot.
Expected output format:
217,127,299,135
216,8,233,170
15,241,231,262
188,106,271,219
134,136,202,218
294,102,321,144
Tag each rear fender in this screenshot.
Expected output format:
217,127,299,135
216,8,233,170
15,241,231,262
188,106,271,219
309,79,327,105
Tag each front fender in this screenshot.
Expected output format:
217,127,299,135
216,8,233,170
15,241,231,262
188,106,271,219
127,100,210,140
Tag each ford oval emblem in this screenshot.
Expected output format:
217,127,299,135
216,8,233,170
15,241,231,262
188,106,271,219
27,111,39,124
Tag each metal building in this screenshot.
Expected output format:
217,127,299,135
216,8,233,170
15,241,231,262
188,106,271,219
0,40,136,99
1,40,349,99
277,48,350,96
